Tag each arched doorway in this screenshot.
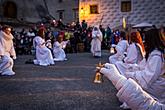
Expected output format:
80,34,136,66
3,1,17,18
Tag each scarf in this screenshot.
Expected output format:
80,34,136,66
1,31,13,41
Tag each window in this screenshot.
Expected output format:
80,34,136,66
90,5,99,14
121,1,131,12
3,1,17,18
57,10,64,20
73,8,79,21
58,0,63,3
59,11,63,20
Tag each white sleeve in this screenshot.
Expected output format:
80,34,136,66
9,41,16,59
125,54,163,89
33,37,37,48
0,37,5,56
117,78,165,110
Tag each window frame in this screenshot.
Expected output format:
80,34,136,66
120,0,132,12
73,8,79,21
57,10,64,20
89,4,99,14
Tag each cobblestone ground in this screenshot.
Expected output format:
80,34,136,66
0,50,122,110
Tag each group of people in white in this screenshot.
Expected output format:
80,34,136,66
98,28,165,110
0,24,164,110
0,26,68,75
32,28,68,66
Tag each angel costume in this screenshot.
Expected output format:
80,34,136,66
0,30,16,75
53,41,68,61
90,26,103,57
33,36,54,66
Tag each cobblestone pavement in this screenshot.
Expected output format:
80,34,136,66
0,50,122,110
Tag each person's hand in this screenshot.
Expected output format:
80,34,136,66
100,63,116,79
11,56,16,60
96,63,113,71
104,63,113,69
100,63,122,85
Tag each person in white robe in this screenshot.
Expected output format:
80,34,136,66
109,31,129,64
115,31,146,75
53,38,68,61
33,29,54,66
99,29,165,110
99,63,165,110
0,25,16,75
90,26,103,57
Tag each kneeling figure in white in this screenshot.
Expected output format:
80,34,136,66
100,63,165,110
53,40,68,61
0,26,16,75
33,36,54,66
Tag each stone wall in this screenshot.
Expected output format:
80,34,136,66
79,0,165,28
0,0,79,24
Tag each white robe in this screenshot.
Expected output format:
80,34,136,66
0,31,16,75
109,40,129,64
116,78,165,110
53,41,67,61
33,36,54,66
90,30,103,57
101,63,165,110
124,50,165,104
115,43,145,75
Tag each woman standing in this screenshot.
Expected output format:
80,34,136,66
90,26,103,57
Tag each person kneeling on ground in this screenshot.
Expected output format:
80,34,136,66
0,25,16,76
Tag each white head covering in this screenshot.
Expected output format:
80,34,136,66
92,26,103,41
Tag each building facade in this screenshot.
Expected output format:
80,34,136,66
0,0,165,28
79,0,165,28
0,0,79,24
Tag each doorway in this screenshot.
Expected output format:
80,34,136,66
3,1,17,18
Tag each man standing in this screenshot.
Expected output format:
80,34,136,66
0,25,16,75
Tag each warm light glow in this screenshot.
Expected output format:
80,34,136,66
71,22,76,26
79,1,90,22
81,8,84,14
110,47,115,54
122,17,126,29
53,20,56,23
79,1,98,24
80,7,85,21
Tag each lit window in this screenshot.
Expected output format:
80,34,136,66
90,5,99,14
121,1,131,12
